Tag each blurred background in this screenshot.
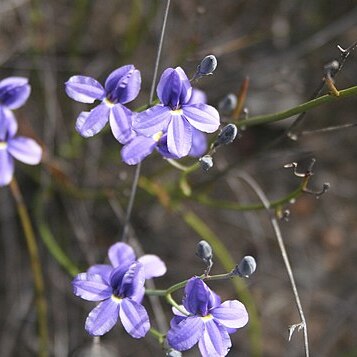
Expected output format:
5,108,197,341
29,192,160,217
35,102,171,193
0,0,356,356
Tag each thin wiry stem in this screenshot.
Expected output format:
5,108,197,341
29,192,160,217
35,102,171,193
121,0,171,242
238,173,310,357
9,179,48,357
149,0,171,104
121,160,141,243
300,122,357,136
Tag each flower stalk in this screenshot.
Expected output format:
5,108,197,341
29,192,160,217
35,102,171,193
9,178,48,357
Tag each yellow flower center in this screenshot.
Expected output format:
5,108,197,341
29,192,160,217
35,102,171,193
201,314,214,322
170,109,183,116
152,131,163,142
111,295,123,303
104,98,115,108
0,142,7,150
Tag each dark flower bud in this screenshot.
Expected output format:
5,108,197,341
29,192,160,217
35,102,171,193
196,55,217,77
196,240,213,276
233,256,256,278
218,93,237,116
166,349,182,357
199,155,213,172
214,124,239,147
196,240,213,263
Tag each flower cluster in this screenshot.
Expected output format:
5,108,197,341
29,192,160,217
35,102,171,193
65,65,220,165
0,77,42,186
73,242,250,357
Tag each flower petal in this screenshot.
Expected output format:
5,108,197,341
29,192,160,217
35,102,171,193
108,242,136,267
109,104,136,144
119,298,150,338
0,107,17,141
167,316,204,351
75,104,109,137
134,105,171,136
0,149,14,186
72,273,112,301
211,300,249,329
65,76,105,103
85,297,120,336
188,88,207,105
121,135,157,165
7,137,42,165
170,315,186,329
183,277,211,316
198,320,231,357
183,104,220,133
189,129,207,158
137,254,167,279
156,134,179,159
156,67,192,107
172,305,190,317
105,65,141,104
119,262,145,301
167,114,192,157
87,264,113,284
207,289,222,311
109,264,132,292
0,77,31,109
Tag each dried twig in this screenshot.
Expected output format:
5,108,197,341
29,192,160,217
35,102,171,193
237,173,310,357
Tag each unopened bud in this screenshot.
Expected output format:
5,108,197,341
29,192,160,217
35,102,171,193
196,240,213,263
166,349,182,357
214,124,239,147
196,55,217,77
196,240,213,275
233,256,256,278
218,93,237,116
199,155,213,171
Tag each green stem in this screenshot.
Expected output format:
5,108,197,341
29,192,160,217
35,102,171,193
236,85,357,128
190,180,305,211
10,179,48,357
149,327,165,344
165,294,188,316
35,191,80,277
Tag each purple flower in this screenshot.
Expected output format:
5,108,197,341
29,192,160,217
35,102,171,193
133,67,219,158
121,87,210,165
167,277,248,357
0,110,42,187
73,261,150,337
72,242,166,337
65,65,141,144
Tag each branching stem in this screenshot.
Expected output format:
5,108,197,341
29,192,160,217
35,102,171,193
238,173,310,357
235,85,357,130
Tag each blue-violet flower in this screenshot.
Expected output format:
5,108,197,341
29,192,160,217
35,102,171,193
72,242,166,337
65,65,141,144
167,277,248,357
133,67,219,158
121,88,209,165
